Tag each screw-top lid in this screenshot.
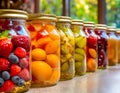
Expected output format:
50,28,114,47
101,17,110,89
83,21,95,27
107,26,116,32
57,16,71,23
28,13,57,21
71,19,83,25
95,24,107,30
0,9,28,19
116,29,120,33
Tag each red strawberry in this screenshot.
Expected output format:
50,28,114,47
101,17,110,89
0,58,10,71
10,64,22,76
0,80,15,92
0,38,13,58
18,68,30,81
12,35,30,51
19,58,28,68
14,47,26,58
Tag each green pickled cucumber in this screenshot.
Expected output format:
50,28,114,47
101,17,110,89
75,62,82,71
76,37,86,48
61,62,69,72
75,53,84,61
75,48,85,56
75,61,86,75
71,26,80,33
75,36,83,44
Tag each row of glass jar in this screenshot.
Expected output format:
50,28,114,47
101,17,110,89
0,9,120,92
27,14,120,87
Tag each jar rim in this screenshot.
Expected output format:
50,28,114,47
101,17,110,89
57,16,71,23
95,24,107,30
28,13,56,21
71,19,83,25
83,21,95,27
107,26,116,32
0,9,28,19
116,29,120,33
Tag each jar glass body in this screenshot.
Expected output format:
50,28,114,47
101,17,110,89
56,22,75,80
95,28,108,69
27,20,60,87
83,26,97,72
71,24,86,75
116,32,120,63
107,31,118,66
0,18,31,92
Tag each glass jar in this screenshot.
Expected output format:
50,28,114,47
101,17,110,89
94,24,108,69
56,16,75,80
116,29,120,63
107,27,118,66
71,20,86,76
83,22,97,72
27,14,60,87
0,9,31,93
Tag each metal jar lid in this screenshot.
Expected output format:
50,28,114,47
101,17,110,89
95,24,107,30
107,26,116,32
57,16,71,23
71,19,83,25
83,21,95,27
116,29,120,33
0,9,28,19
28,13,57,21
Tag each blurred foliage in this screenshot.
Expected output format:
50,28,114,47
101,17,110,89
40,0,120,27
40,0,62,15
71,0,97,23
40,0,97,23
106,0,120,27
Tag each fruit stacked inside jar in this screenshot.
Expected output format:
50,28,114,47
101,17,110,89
107,27,118,66
83,22,97,72
27,14,60,87
0,9,31,93
56,16,75,80
71,20,86,76
115,29,120,63
94,24,108,69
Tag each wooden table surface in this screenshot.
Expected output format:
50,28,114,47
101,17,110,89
27,65,120,93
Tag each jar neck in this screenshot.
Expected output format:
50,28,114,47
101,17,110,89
28,20,56,26
71,25,83,33
56,22,71,29
107,31,115,34
83,26,94,34
0,18,26,31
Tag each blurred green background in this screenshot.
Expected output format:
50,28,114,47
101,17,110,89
40,0,120,28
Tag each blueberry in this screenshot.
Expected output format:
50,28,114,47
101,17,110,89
8,53,19,64
2,71,10,80
11,76,20,84
17,79,25,86
0,77,4,87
